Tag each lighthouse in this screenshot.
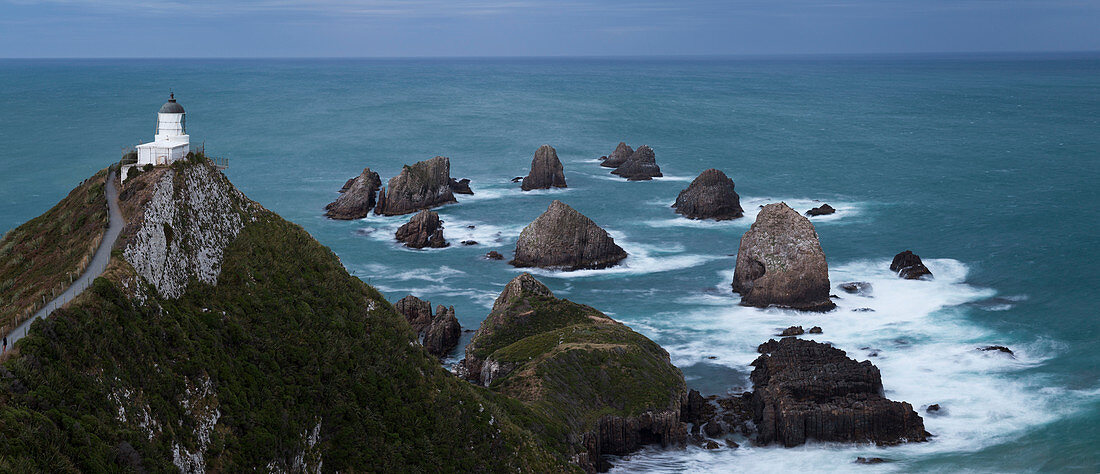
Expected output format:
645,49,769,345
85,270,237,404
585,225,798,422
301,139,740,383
135,93,190,166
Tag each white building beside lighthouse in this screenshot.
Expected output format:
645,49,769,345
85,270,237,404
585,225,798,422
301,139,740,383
135,93,190,166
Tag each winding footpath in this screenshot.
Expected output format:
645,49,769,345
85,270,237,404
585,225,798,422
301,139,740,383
4,171,123,349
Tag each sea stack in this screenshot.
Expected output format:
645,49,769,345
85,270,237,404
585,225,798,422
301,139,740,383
394,210,448,249
324,168,382,220
732,202,835,311
806,203,836,216
891,250,933,280
611,145,662,180
520,144,567,191
374,156,458,216
751,338,928,447
600,142,635,168
510,200,627,271
394,296,462,358
449,177,474,195
672,169,744,220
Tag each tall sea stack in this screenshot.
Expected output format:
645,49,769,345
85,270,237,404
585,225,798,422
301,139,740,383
510,200,627,271
672,168,744,220
732,202,834,311
521,144,567,191
374,156,458,216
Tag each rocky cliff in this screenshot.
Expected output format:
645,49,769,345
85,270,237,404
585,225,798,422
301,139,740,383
521,145,568,191
731,202,835,311
459,274,687,471
510,200,627,271
374,156,459,216
672,169,744,220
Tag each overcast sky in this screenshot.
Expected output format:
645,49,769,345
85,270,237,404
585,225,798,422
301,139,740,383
1,0,1097,58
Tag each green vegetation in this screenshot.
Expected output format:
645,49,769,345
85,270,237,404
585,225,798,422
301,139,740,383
0,161,575,472
0,169,108,333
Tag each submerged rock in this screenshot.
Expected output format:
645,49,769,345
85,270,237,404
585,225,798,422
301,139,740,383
751,338,928,447
521,144,568,191
599,142,635,168
325,168,382,220
838,281,873,296
510,200,627,271
980,345,1014,356
890,250,933,280
731,202,835,311
611,145,662,180
394,210,448,249
808,326,823,334
374,156,458,216
779,326,805,336
449,177,474,195
855,457,888,464
672,169,744,220
485,250,504,260
423,305,462,357
459,273,687,471
806,203,836,216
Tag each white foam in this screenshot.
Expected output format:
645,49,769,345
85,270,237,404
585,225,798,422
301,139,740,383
611,258,1092,471
644,196,863,229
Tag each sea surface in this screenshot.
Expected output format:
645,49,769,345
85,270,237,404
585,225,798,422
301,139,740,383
1,55,1098,472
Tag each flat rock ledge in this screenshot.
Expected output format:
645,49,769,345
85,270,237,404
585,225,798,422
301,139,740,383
374,156,458,216
325,167,381,220
672,169,744,220
510,200,627,271
394,209,448,249
732,202,835,311
521,144,568,191
750,338,929,447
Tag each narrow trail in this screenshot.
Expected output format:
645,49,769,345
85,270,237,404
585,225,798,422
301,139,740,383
4,170,123,349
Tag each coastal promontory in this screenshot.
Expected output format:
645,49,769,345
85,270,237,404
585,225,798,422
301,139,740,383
731,202,835,311
672,169,744,220
510,200,627,271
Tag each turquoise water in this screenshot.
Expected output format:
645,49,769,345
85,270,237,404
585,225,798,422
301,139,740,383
1,56,1098,471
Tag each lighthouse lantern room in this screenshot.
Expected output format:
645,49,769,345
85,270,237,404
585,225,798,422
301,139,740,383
135,93,190,166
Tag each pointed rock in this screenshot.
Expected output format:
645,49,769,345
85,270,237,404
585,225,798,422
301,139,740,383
672,169,744,220
732,202,835,311
890,250,933,280
600,142,635,168
423,305,462,358
395,210,448,249
611,145,662,180
375,156,458,216
510,200,627,271
520,145,567,191
325,168,381,220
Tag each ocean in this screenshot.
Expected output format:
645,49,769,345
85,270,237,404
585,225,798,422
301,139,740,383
1,55,1098,472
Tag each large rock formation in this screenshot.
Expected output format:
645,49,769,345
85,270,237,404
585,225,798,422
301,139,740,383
750,338,928,447
373,156,458,216
891,250,933,280
672,169,744,220
521,145,568,191
394,210,448,249
325,168,382,220
510,200,627,271
610,145,662,181
459,274,687,471
449,177,473,195
731,202,835,311
599,142,634,168
393,296,461,358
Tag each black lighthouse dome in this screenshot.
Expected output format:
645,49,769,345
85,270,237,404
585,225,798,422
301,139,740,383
159,92,185,114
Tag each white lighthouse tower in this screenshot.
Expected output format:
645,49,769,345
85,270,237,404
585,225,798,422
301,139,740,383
135,93,190,166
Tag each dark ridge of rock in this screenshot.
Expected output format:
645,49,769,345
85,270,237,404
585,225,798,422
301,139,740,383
808,326,823,334
980,345,1014,356
459,273,687,471
853,307,876,312
325,168,382,220
395,210,449,249
610,145,662,181
725,439,739,449
779,326,805,336
600,142,635,168
510,200,627,271
732,202,835,312
375,156,458,216
806,203,836,216
750,338,928,447
460,240,478,246
423,305,461,357
511,176,523,183
838,282,873,296
672,169,744,221
890,250,933,280
521,145,568,191
395,295,434,333
449,177,474,195
855,457,888,464
485,251,504,260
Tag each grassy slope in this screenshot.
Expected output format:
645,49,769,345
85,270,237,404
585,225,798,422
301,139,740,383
0,163,573,472
0,169,108,333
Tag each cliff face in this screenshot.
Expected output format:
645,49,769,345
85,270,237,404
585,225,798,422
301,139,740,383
460,274,687,471
0,159,574,473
